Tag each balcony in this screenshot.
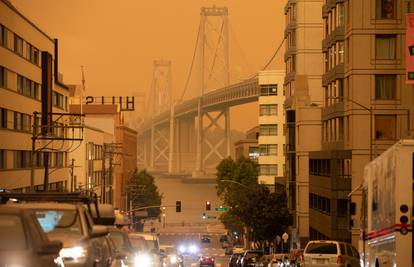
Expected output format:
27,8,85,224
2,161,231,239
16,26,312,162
322,101,344,120
284,20,297,38
284,46,297,62
322,63,344,87
322,26,344,52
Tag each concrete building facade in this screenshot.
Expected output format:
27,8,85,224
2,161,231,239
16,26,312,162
284,0,324,247
0,0,71,191
308,0,414,247
234,126,259,161
258,70,286,191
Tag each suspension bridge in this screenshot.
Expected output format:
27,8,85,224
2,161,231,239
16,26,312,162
137,6,283,177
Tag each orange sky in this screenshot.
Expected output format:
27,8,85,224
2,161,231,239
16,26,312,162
11,0,285,132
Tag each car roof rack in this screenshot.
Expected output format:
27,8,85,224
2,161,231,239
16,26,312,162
0,191,101,219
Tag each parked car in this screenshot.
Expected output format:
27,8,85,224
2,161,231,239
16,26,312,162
267,253,289,267
0,205,64,267
6,202,109,267
229,252,243,267
302,240,360,267
254,254,272,267
199,255,215,267
107,227,137,265
129,232,162,266
240,250,264,267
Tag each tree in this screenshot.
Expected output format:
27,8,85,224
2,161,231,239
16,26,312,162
215,157,291,247
128,169,162,218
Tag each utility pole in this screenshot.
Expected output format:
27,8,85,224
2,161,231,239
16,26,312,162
70,158,75,192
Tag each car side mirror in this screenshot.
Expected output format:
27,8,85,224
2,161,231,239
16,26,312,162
39,240,62,255
90,225,109,238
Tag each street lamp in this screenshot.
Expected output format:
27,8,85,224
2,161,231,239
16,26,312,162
327,96,373,160
218,179,249,188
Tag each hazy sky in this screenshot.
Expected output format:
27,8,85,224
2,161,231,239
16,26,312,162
11,0,285,131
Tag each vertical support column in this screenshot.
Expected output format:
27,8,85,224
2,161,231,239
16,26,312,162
150,124,155,169
225,107,231,157
168,104,175,174
199,9,206,97
175,117,181,173
194,98,204,177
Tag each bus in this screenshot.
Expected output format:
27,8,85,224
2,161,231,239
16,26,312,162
360,139,413,266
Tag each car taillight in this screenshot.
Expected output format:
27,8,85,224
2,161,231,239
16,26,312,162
337,255,343,264
244,256,248,262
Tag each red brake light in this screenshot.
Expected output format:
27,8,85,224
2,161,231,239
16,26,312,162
337,255,343,264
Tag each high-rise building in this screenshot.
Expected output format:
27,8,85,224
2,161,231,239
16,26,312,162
0,0,71,191
284,0,324,247
309,0,414,247
257,70,286,192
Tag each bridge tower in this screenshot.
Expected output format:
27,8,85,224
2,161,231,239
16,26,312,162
194,6,231,177
146,60,173,170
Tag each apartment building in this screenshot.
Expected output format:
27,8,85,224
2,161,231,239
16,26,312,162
284,0,324,247
0,0,71,191
234,126,259,161
257,70,286,192
308,0,414,246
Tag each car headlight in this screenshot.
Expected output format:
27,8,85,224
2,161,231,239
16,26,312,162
59,246,87,260
135,253,152,267
179,245,186,253
169,255,177,264
189,244,198,254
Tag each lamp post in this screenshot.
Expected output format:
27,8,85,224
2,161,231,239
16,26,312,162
327,96,373,160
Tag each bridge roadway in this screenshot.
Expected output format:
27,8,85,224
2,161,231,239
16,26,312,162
141,77,259,129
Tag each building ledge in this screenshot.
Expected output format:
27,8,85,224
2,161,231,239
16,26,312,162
322,64,344,87
322,26,345,52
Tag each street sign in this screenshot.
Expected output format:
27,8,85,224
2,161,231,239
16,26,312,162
207,215,217,219
214,207,229,211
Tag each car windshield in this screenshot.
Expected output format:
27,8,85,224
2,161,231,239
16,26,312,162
0,215,27,251
305,243,338,254
34,209,82,237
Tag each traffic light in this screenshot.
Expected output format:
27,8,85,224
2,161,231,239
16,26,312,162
206,201,211,211
202,212,206,219
176,201,181,212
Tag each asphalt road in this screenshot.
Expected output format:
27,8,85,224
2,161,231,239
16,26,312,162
159,232,229,267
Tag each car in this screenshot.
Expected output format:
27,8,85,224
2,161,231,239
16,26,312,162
129,232,162,266
107,227,137,266
0,205,64,267
240,250,264,267
302,240,360,267
229,253,243,267
267,253,289,267
201,235,211,243
199,255,215,267
5,201,109,267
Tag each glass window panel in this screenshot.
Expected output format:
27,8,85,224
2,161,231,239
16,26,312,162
375,115,396,140
375,35,396,59
375,74,396,100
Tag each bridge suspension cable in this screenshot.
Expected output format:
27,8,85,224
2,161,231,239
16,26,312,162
261,37,286,71
179,22,202,103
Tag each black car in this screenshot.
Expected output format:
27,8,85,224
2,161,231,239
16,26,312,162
240,250,264,267
0,205,63,267
201,235,211,243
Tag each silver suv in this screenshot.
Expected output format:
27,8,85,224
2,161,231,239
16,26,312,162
6,202,109,267
302,240,360,267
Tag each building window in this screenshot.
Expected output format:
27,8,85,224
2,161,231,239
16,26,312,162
0,150,6,169
0,24,7,46
13,112,22,131
375,115,396,140
0,66,5,88
87,142,94,160
0,108,7,128
14,34,23,55
260,164,277,176
260,85,277,96
259,104,277,116
260,124,277,136
17,75,39,99
259,144,278,156
375,74,396,100
53,91,64,109
337,199,348,217
14,150,31,168
338,41,345,64
338,3,345,26
376,0,395,19
55,152,64,167
376,35,396,59
25,43,39,65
